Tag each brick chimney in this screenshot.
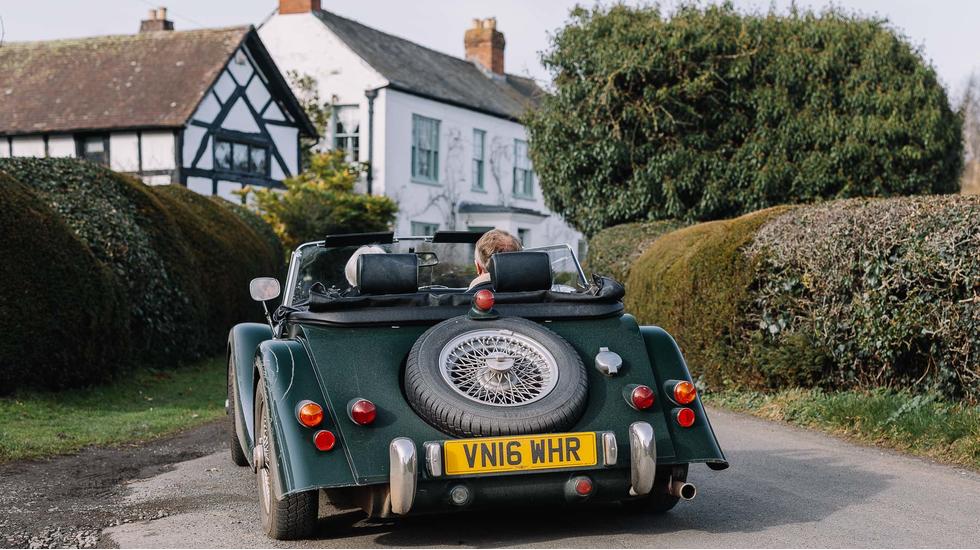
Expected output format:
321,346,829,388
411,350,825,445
139,7,174,32
465,18,505,75
279,0,321,14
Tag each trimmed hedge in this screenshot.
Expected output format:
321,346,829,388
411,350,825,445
150,185,280,348
0,173,129,390
0,158,283,391
586,220,684,285
625,196,980,401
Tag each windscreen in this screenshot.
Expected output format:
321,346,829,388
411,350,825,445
287,239,588,306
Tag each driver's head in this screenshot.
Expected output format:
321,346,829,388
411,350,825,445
474,229,523,275
345,245,386,287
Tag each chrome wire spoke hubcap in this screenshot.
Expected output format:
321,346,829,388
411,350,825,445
439,329,559,406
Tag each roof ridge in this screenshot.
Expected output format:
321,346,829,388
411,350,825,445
1,25,251,48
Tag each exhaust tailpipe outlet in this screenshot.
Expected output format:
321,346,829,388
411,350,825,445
669,480,697,500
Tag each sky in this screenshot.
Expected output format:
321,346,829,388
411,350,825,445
0,0,977,98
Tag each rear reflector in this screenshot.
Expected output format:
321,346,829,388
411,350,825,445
473,289,495,312
626,384,655,410
675,407,696,428
296,401,324,428
574,477,594,496
313,430,336,451
348,398,377,425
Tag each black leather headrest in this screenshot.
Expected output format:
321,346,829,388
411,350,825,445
356,253,418,294
488,251,552,292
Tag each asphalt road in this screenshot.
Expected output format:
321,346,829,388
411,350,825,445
102,408,980,548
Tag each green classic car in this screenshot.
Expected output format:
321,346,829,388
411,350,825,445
228,231,728,540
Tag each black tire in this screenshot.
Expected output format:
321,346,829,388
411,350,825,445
623,464,688,514
405,316,588,437
228,354,249,467
255,377,318,540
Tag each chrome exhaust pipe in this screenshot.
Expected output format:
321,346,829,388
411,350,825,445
669,480,697,500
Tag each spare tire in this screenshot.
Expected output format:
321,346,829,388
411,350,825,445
405,316,588,437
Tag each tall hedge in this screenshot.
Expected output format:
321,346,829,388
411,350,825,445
150,185,281,349
624,196,980,402
0,173,129,390
0,158,208,364
526,4,963,236
585,220,684,285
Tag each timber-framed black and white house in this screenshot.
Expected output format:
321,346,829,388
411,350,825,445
0,8,316,201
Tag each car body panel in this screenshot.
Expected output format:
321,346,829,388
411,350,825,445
229,322,271,459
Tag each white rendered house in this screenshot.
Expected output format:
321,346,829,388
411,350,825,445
259,0,585,252
0,9,315,202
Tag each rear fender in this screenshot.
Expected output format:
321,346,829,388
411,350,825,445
258,339,357,498
640,325,729,469
228,322,272,460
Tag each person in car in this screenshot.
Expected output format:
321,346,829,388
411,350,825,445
467,229,523,291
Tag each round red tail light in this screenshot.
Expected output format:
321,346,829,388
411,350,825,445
574,477,593,496
673,381,697,405
296,401,323,427
473,289,495,312
313,430,336,451
676,407,696,428
629,385,655,410
348,398,377,425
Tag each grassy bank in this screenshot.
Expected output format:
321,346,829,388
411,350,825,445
0,357,225,462
707,389,980,470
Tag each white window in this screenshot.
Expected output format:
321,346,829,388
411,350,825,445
513,139,533,198
412,114,440,183
214,137,269,176
517,228,531,247
472,129,485,191
332,105,360,163
411,221,439,236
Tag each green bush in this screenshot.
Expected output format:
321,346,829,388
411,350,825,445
0,173,129,391
0,158,208,364
586,220,684,284
214,197,285,266
526,4,963,236
624,196,980,401
150,185,280,350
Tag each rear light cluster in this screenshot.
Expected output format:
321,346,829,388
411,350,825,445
623,380,699,428
295,397,377,452
473,289,495,312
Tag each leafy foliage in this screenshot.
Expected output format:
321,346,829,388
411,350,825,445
585,220,684,285
526,3,963,236
244,151,397,250
621,195,980,402
0,173,129,391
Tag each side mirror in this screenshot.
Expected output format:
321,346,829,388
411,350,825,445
250,277,281,302
417,251,439,267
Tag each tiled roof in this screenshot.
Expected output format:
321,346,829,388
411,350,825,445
313,10,543,121
0,27,248,135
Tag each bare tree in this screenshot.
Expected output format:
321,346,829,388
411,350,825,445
405,127,466,229
958,72,980,194
487,136,512,206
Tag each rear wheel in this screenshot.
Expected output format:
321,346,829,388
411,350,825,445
623,464,688,514
255,377,318,540
227,356,249,467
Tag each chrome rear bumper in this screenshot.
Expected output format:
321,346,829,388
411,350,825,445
388,438,417,515
628,421,657,496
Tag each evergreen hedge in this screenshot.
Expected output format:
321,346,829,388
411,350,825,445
624,196,980,402
585,220,684,285
526,4,963,236
0,158,283,391
0,173,129,390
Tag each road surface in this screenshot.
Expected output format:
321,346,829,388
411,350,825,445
101,408,980,548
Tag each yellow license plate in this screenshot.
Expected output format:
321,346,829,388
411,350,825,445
443,432,597,476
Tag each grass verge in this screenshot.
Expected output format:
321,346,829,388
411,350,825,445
706,388,980,470
0,357,225,462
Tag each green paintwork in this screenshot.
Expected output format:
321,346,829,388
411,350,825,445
232,312,727,501
229,322,271,460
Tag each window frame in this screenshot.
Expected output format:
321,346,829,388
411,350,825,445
411,114,441,184
213,135,272,178
512,139,534,199
332,104,360,164
410,221,440,237
75,133,110,166
471,129,486,192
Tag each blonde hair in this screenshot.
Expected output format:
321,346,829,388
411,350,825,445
474,229,523,270
345,245,386,286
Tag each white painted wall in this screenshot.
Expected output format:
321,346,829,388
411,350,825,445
0,140,9,157
109,132,139,171
11,136,45,157
47,135,75,157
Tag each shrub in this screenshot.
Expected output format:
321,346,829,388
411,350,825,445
244,151,398,250
0,158,207,364
586,220,684,284
150,186,280,350
526,4,963,236
624,196,980,401
0,173,129,391
214,197,285,266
